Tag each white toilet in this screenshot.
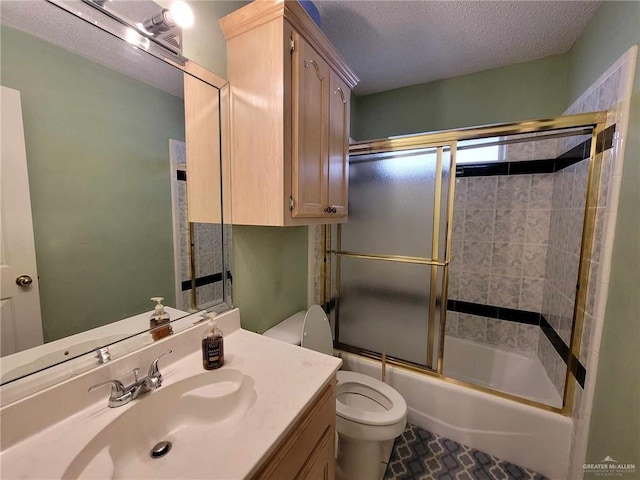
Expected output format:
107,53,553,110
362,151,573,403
264,305,407,480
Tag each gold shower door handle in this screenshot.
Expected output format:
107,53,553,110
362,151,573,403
15,275,33,287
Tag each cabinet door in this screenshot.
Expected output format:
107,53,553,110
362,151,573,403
292,33,330,218
185,74,222,223
327,71,350,217
298,428,335,480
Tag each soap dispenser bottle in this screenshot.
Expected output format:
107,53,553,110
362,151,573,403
202,312,224,370
150,297,173,341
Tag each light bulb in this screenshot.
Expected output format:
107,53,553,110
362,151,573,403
169,1,194,29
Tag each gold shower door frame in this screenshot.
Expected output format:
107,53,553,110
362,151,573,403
325,112,608,416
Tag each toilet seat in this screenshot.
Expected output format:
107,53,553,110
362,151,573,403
336,371,407,426
263,305,407,426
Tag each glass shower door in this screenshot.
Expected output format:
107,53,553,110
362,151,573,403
332,145,453,370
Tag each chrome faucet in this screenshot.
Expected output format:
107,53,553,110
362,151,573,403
89,350,172,408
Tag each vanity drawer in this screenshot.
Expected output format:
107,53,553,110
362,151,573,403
252,376,336,480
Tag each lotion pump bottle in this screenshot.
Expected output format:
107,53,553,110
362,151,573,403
150,297,172,341
202,312,224,370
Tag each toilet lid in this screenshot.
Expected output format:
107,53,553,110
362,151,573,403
301,305,333,356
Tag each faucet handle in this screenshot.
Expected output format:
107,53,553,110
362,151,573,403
148,350,172,379
88,379,132,408
88,379,126,396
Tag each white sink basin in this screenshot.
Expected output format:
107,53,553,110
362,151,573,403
63,369,256,479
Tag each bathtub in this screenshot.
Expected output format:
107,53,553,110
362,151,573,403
442,335,562,408
339,336,572,480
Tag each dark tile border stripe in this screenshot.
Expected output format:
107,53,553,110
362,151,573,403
540,315,570,361
448,299,586,388
574,358,586,388
447,299,540,325
540,315,587,388
557,123,616,160
455,124,615,178
456,158,557,177
600,123,615,152
181,272,222,292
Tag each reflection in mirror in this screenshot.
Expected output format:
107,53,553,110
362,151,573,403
0,0,228,387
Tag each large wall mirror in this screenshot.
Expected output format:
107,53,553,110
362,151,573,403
0,0,230,390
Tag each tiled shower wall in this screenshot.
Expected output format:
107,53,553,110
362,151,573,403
544,159,589,346
566,48,637,479
538,156,589,395
448,131,595,400
447,173,553,352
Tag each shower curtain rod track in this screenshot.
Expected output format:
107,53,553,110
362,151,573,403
349,127,594,163
349,111,606,156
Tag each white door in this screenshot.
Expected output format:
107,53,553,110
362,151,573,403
0,86,44,356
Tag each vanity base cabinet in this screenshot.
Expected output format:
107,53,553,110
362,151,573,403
220,0,358,226
251,377,336,480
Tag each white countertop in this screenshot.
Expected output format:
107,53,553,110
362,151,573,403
0,310,342,479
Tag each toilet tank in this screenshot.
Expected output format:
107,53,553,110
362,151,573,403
262,311,306,345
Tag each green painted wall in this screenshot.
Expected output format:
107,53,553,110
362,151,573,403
182,1,309,333
232,226,308,333
352,54,569,140
350,93,359,140
566,1,640,471
1,27,184,341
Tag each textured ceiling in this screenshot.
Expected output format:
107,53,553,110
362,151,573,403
314,1,601,96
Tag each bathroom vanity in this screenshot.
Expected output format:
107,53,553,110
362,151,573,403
253,380,336,479
0,309,341,479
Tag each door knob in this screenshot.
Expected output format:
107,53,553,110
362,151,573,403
15,275,33,287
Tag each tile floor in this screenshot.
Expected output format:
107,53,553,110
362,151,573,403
383,424,548,480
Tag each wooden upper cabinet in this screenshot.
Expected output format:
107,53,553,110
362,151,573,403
327,70,350,217
220,0,359,226
292,33,330,218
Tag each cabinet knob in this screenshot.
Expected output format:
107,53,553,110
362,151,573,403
324,206,337,214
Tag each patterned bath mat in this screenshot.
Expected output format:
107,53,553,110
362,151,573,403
383,424,548,480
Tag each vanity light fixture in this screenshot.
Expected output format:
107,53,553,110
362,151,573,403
124,27,150,50
140,1,193,36
79,0,188,58
140,8,174,35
